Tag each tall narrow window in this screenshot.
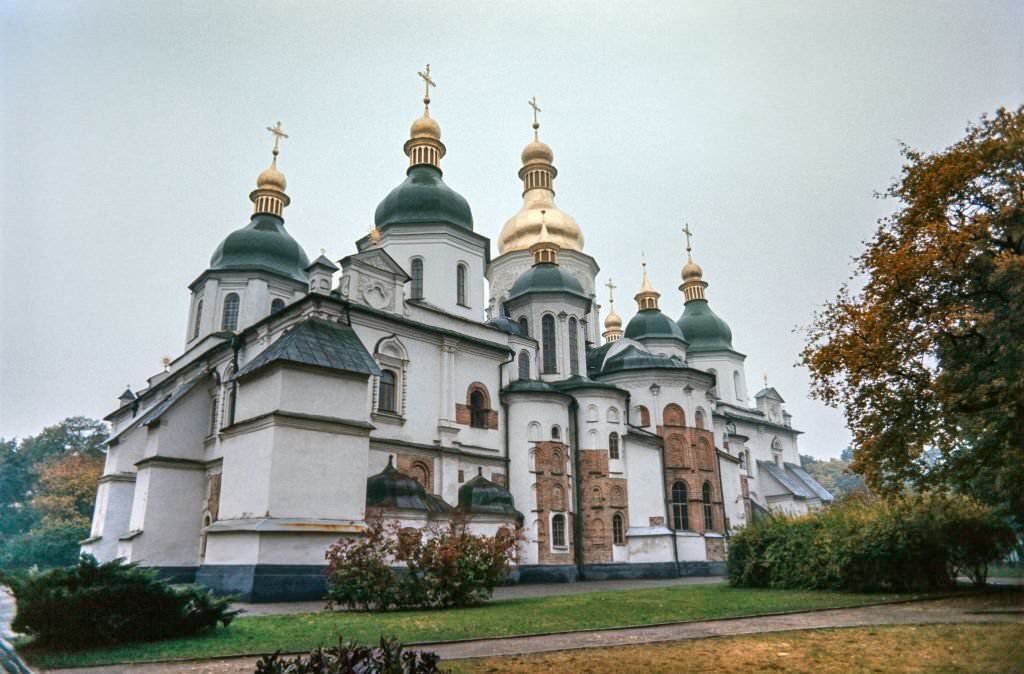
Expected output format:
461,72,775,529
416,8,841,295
271,298,285,314
518,351,531,380
702,481,714,531
551,425,561,441
542,314,557,373
733,371,742,400
192,299,204,339
456,263,468,306
671,481,689,531
609,431,620,459
695,408,705,429
552,513,566,547
518,316,529,336
469,389,487,428
410,258,424,299
378,370,397,413
612,512,625,545
221,293,240,331
568,317,579,375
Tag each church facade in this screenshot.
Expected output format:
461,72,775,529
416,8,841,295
83,80,832,601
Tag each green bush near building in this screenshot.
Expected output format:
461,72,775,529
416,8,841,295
728,492,1015,591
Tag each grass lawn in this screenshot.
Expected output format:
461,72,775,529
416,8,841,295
990,564,1024,578
20,584,935,669
451,623,1024,673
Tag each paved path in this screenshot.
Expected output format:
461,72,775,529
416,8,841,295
38,592,1024,674
237,575,725,616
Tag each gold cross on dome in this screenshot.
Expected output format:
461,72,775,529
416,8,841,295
266,121,288,156
529,96,542,138
418,64,436,107
605,277,617,305
682,223,694,254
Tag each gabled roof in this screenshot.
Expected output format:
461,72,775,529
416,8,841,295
757,460,834,502
754,387,785,403
235,318,380,380
339,246,410,282
306,254,340,271
107,370,211,445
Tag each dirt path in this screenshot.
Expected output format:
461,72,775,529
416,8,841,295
39,592,1023,674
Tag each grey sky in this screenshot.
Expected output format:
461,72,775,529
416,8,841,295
2,1,1021,457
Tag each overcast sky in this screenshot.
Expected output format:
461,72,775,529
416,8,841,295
2,1,1021,457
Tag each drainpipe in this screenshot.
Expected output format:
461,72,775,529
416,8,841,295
498,349,516,492
569,398,584,581
228,334,244,425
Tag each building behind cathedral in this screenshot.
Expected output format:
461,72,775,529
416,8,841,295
84,78,832,601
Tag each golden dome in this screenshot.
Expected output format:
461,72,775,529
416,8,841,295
256,162,287,192
498,194,583,254
521,140,553,164
604,310,623,331
682,258,703,282
410,114,441,141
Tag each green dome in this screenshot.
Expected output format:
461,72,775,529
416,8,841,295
624,309,687,343
374,165,473,230
458,469,523,521
508,263,588,301
365,458,451,513
678,300,734,352
599,343,686,374
210,214,309,283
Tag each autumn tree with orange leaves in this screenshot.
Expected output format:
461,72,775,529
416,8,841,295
802,107,1023,525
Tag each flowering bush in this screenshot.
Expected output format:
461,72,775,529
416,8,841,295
254,635,446,674
325,516,518,610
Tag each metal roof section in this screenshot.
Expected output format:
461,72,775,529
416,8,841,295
235,318,380,380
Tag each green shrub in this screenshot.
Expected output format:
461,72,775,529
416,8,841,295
2,555,238,648
0,521,90,570
325,517,518,611
728,492,1014,592
254,635,446,674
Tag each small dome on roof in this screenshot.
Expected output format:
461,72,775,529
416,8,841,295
677,300,734,352
365,457,451,513
521,140,554,164
624,309,686,342
507,263,587,301
256,164,287,192
374,165,474,230
458,468,523,521
410,114,441,140
209,213,310,283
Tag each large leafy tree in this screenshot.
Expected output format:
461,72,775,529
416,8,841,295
801,106,1024,523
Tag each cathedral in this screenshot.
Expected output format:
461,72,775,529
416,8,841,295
84,71,832,601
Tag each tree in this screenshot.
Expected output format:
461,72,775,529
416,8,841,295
801,106,1024,524
31,453,105,525
799,454,868,500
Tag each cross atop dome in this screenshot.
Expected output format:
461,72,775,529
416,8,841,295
529,96,542,140
418,64,436,112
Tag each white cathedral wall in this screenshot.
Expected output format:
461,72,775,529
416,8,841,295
719,458,746,531
687,353,748,404
105,429,146,474
142,385,210,462
124,464,205,566
83,477,135,562
623,439,664,531
218,426,275,519
487,250,600,332
380,230,487,319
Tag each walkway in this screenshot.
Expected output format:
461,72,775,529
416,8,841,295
38,592,1024,673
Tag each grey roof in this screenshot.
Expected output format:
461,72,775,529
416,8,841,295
306,254,340,271
118,387,136,401
757,460,833,502
754,387,785,403
235,318,380,380
107,370,210,445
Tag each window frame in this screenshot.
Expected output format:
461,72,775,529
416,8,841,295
456,263,468,307
609,431,620,459
551,513,567,548
568,316,579,375
192,298,204,339
221,292,240,332
518,350,531,380
702,481,714,531
671,481,689,531
410,257,424,300
469,389,487,428
612,512,625,546
378,369,398,413
541,313,557,374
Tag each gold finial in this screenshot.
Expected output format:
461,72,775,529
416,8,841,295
529,96,542,141
418,64,436,112
368,226,382,247
267,121,288,161
529,209,560,265
605,277,617,309
635,254,660,310
603,277,624,342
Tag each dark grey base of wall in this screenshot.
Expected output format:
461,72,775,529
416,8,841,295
196,564,326,602
190,561,727,602
153,566,198,584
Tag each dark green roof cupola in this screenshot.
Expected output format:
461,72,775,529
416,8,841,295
373,65,474,231
507,217,588,301
624,261,686,343
209,123,310,283
676,228,734,352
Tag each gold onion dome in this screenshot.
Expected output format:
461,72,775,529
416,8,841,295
497,97,584,255
410,113,441,141
256,162,287,192
604,310,623,331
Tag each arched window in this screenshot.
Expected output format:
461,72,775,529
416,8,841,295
607,407,620,424
695,408,706,429
636,405,651,427
456,263,468,306
378,369,397,412
518,316,529,336
410,461,431,490
410,258,424,299
568,316,579,375
733,371,742,400
552,483,565,509
703,481,714,531
541,314,557,373
270,298,285,314
469,389,487,428
518,351,531,380
671,481,689,531
552,513,567,548
551,425,561,441
612,512,625,545
192,299,204,339
221,293,240,331
591,486,602,506
663,403,685,427
551,448,563,475
609,432,620,459
527,421,542,442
